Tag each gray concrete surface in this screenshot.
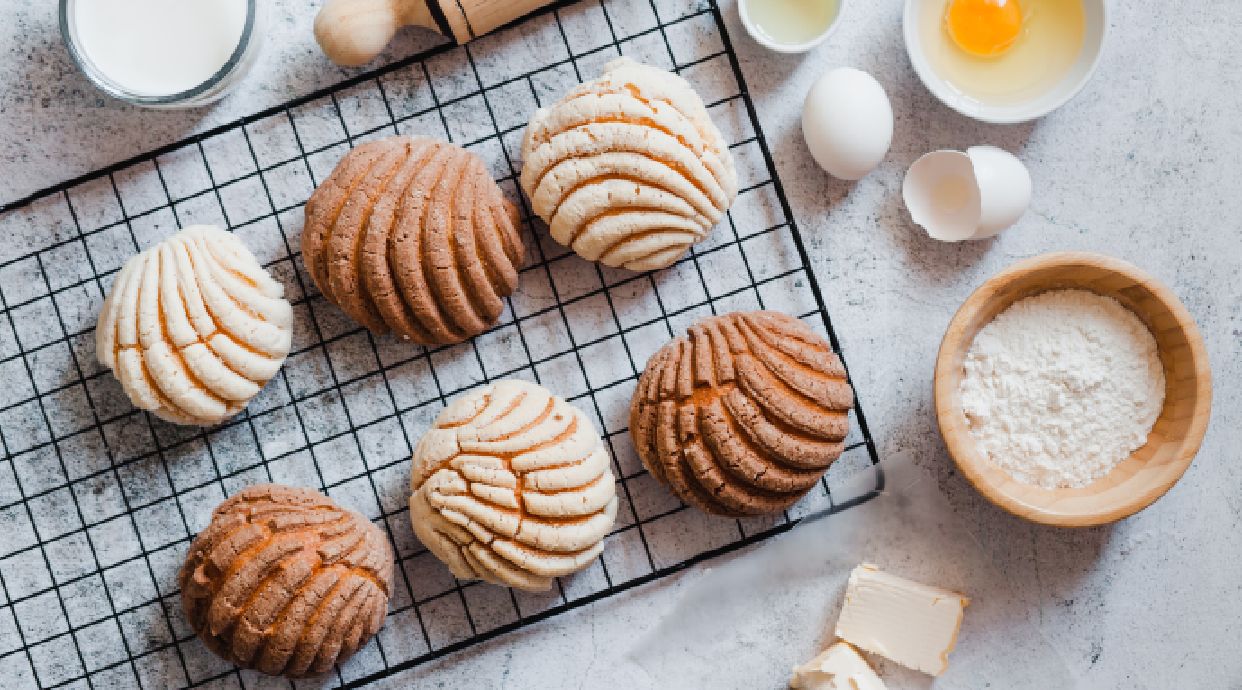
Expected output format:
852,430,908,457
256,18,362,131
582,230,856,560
1,0,1238,688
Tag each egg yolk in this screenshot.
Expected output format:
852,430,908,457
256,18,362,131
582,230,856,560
945,0,1024,57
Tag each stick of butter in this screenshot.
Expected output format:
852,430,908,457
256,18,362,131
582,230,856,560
790,641,886,690
835,564,969,676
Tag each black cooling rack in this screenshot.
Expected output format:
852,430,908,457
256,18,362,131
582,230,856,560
0,1,881,687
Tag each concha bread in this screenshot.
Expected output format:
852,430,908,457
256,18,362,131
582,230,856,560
179,484,393,678
520,57,738,271
303,135,524,346
96,225,292,426
630,311,854,516
409,379,618,591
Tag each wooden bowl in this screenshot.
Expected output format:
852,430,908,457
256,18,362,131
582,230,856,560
934,252,1211,527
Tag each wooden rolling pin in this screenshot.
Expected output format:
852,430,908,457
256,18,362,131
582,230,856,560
316,0,556,66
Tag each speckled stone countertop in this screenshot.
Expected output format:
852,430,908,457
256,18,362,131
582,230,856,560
1,0,1239,688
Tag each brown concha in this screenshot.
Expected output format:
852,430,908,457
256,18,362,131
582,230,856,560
179,484,393,678
630,311,855,516
302,135,525,346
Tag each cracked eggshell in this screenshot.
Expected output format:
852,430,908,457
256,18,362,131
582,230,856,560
902,150,982,242
902,147,1031,241
802,67,893,181
966,145,1032,238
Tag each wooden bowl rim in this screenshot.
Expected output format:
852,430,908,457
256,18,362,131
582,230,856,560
934,251,1212,527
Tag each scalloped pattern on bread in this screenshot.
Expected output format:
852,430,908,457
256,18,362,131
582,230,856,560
180,484,393,678
95,225,292,427
409,380,618,591
520,57,737,271
302,135,524,346
630,312,855,516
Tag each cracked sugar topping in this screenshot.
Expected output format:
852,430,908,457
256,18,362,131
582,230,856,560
960,289,1166,489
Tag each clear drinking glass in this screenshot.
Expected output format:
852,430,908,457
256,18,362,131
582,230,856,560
59,0,265,109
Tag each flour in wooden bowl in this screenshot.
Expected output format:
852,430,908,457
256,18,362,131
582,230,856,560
959,289,1166,489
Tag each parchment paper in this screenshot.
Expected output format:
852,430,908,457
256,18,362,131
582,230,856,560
627,456,1076,689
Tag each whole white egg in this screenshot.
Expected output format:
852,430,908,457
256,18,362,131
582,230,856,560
801,67,894,181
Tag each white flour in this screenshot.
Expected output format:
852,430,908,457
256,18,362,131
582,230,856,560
959,289,1166,489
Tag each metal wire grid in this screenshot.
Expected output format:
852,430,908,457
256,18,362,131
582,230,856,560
0,1,881,688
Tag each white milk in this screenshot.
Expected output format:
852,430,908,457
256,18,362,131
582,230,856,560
74,0,249,96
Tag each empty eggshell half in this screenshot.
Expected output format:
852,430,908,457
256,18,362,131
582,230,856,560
903,150,982,242
902,146,1031,241
966,145,1033,239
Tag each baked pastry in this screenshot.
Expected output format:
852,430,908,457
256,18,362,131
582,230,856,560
180,484,393,678
96,225,292,426
520,57,737,271
409,379,617,591
630,311,853,516
303,135,524,346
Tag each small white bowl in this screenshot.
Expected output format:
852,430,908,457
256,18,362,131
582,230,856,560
902,0,1108,124
739,0,848,54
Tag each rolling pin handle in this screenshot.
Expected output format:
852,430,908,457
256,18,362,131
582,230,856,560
314,0,438,67
314,0,557,66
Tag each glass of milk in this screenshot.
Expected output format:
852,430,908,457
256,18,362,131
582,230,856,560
60,0,265,108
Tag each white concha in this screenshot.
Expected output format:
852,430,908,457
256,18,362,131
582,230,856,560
520,57,738,272
96,225,292,426
408,379,618,591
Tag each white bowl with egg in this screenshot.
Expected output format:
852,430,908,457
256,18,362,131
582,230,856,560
739,0,848,54
903,0,1107,123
